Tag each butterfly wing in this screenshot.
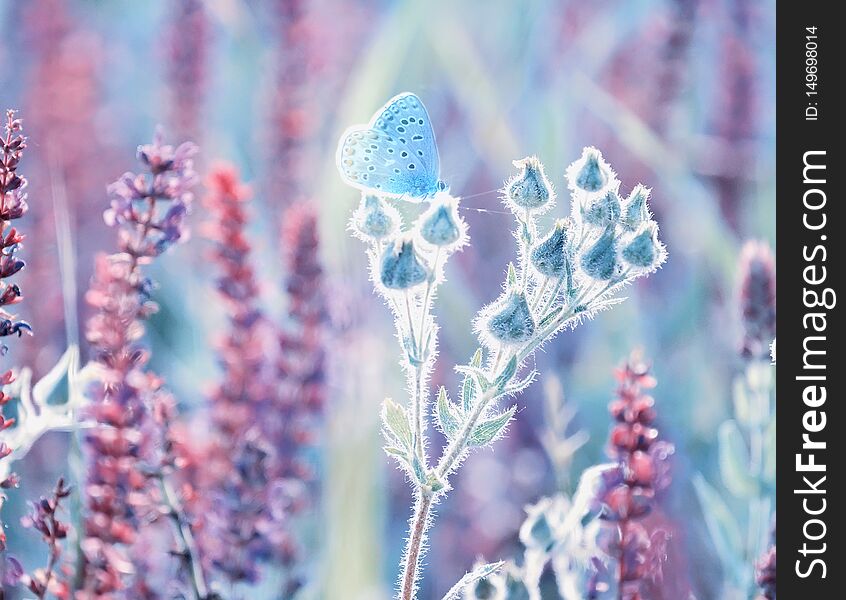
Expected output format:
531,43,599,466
371,93,440,189
336,92,441,199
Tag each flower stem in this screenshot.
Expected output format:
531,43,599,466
400,491,433,600
156,472,211,600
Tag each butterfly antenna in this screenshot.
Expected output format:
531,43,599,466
459,187,501,201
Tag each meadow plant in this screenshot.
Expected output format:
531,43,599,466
694,240,775,599
0,115,90,594
0,348,89,485
166,0,209,142
336,92,667,599
0,109,32,347
199,163,280,585
268,0,313,208
18,477,72,599
1,107,31,579
80,132,210,597
585,353,673,599
270,202,327,592
465,353,673,600
21,0,106,373
539,375,589,491
199,172,326,592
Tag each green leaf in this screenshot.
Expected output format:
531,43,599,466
461,373,477,413
494,356,518,390
436,386,462,439
411,452,427,485
503,370,537,396
693,474,743,581
383,446,408,460
382,398,412,450
470,348,483,368
426,471,448,493
462,349,483,412
469,405,516,446
455,365,491,392
718,420,758,498
538,306,563,328
507,262,518,287
440,561,505,600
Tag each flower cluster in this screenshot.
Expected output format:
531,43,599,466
19,477,72,599
1,369,20,557
737,240,776,360
199,163,278,584
270,202,327,591
0,370,17,484
477,150,665,355
268,0,315,207
463,355,672,600
587,353,673,599
343,144,666,598
1,109,31,559
1,109,32,345
695,239,776,597
81,132,201,596
166,0,209,142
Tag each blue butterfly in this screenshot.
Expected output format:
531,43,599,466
337,92,446,200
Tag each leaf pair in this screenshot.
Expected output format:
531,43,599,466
435,385,516,447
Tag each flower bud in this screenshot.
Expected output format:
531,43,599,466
530,220,572,279
580,224,618,280
584,190,622,227
568,147,610,193
621,223,661,269
502,564,531,600
504,156,554,212
380,238,428,290
621,185,651,230
419,195,465,248
486,291,536,345
471,576,498,599
353,194,398,241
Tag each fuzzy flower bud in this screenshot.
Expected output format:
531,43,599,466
622,223,662,269
470,575,498,599
531,219,572,279
502,565,531,600
580,224,618,280
419,195,465,248
568,147,611,193
352,194,399,241
584,190,622,227
486,291,536,345
504,156,554,212
380,238,429,290
621,185,651,230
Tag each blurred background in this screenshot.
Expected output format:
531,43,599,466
0,0,775,598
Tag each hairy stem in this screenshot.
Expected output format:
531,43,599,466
436,275,628,480
400,491,433,600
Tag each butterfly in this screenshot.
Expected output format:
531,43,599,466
336,92,446,200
